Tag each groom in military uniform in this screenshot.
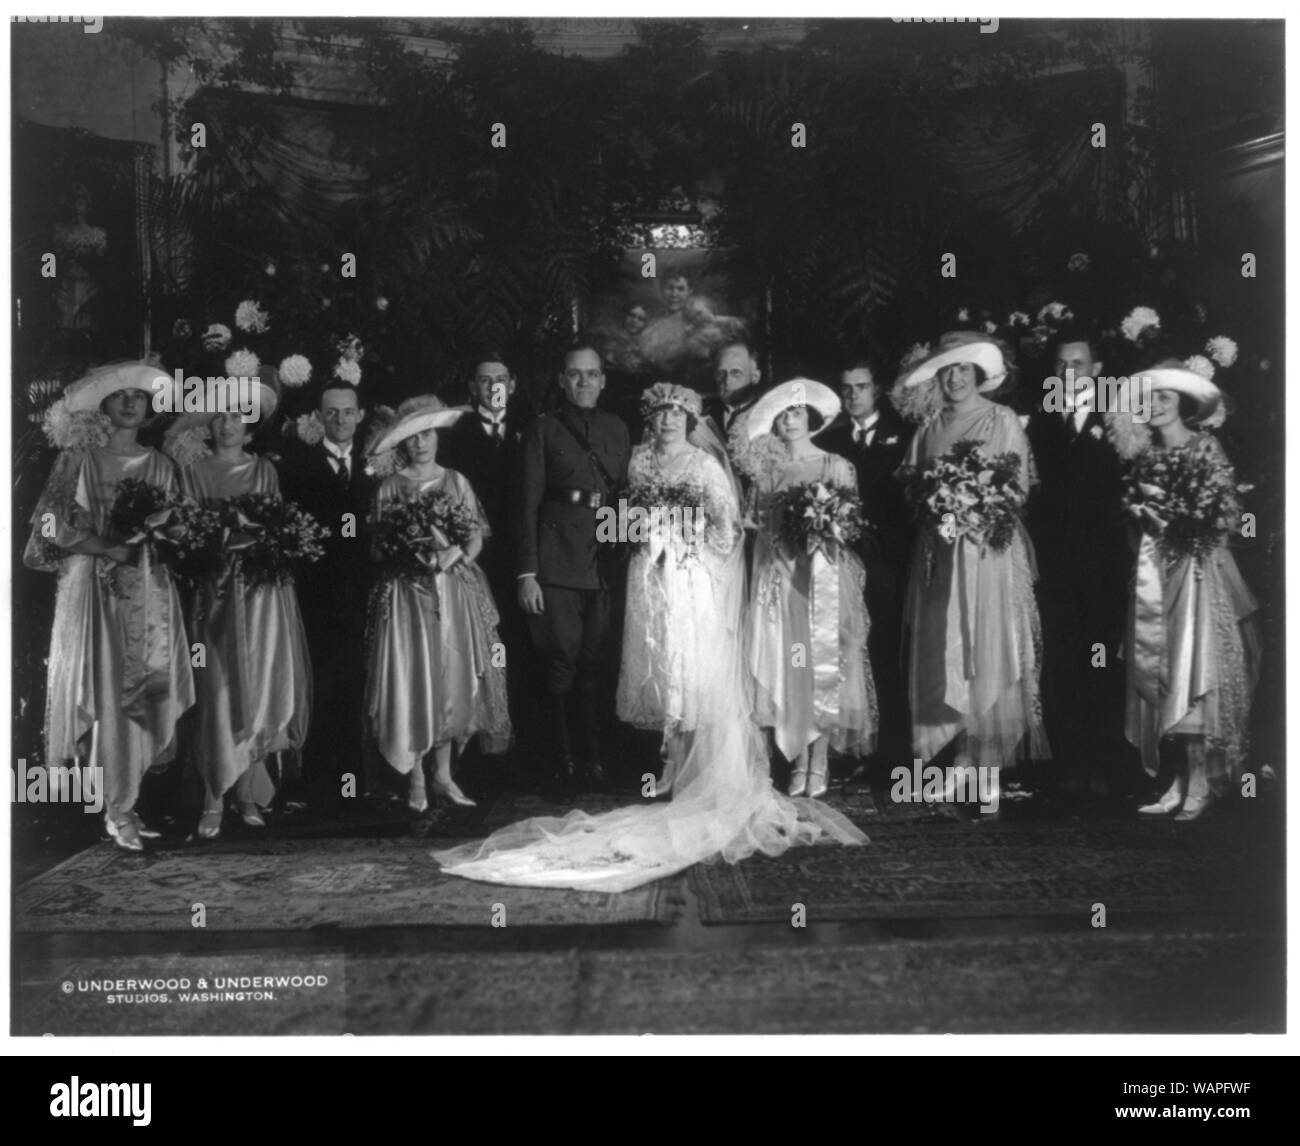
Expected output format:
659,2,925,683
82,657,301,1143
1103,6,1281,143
514,343,631,796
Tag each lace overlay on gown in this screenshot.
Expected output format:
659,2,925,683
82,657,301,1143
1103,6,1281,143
616,444,742,739
433,445,867,892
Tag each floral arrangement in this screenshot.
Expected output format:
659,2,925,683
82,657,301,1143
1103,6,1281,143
102,479,225,581
162,500,228,585
223,492,328,588
164,425,214,467
202,323,233,352
889,341,944,426
288,411,326,445
624,476,705,515
1024,300,1075,353
373,490,478,579
42,397,111,452
108,478,181,548
278,354,313,388
224,348,261,378
903,439,1025,553
1121,306,1161,344
334,358,362,386
771,481,865,559
235,299,271,334
1123,443,1238,562
1206,336,1238,368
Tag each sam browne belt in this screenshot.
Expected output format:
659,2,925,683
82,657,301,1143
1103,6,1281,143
545,485,604,509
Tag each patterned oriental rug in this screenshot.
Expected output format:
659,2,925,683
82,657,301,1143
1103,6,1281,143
689,817,1282,924
14,835,682,933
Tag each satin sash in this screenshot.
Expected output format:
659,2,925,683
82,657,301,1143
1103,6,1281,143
808,546,841,727
1131,532,1166,712
942,534,980,716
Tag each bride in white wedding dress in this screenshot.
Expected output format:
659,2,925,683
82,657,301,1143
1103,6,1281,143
433,383,867,892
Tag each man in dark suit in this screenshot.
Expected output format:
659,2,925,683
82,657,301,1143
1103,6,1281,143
692,339,763,495
1025,329,1134,800
278,380,374,811
514,343,631,795
817,357,915,795
438,351,538,784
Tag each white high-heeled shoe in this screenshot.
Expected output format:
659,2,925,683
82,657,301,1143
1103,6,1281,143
1138,774,1187,817
408,774,429,813
431,778,477,808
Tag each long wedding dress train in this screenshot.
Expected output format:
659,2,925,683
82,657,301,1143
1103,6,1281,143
433,447,867,893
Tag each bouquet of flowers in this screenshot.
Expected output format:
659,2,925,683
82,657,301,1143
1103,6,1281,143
373,490,478,579
622,477,708,558
624,477,705,514
904,439,1024,553
772,481,865,559
109,478,180,547
163,499,228,585
106,478,229,581
1123,444,1237,562
224,492,328,588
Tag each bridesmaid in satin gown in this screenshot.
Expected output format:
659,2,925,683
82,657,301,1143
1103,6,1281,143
1124,364,1260,821
167,378,312,839
363,396,511,812
25,364,196,851
896,334,1049,787
742,379,877,799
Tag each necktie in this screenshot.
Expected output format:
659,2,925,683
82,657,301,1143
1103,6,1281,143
481,416,503,442
333,454,350,487
854,426,871,447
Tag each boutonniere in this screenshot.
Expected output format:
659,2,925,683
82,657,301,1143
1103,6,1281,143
1018,414,1031,429
882,435,900,446
1090,425,1104,439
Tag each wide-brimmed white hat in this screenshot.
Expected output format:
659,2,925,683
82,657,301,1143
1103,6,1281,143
164,368,281,438
746,378,841,441
1139,359,1223,423
63,362,171,412
366,395,465,456
895,331,1008,393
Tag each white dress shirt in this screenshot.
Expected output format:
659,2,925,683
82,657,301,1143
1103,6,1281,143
853,411,881,446
477,406,507,441
323,438,352,480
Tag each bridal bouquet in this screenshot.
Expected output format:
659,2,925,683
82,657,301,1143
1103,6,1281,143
1123,444,1237,562
373,490,478,579
772,481,865,559
904,439,1024,553
624,477,706,515
224,492,328,588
